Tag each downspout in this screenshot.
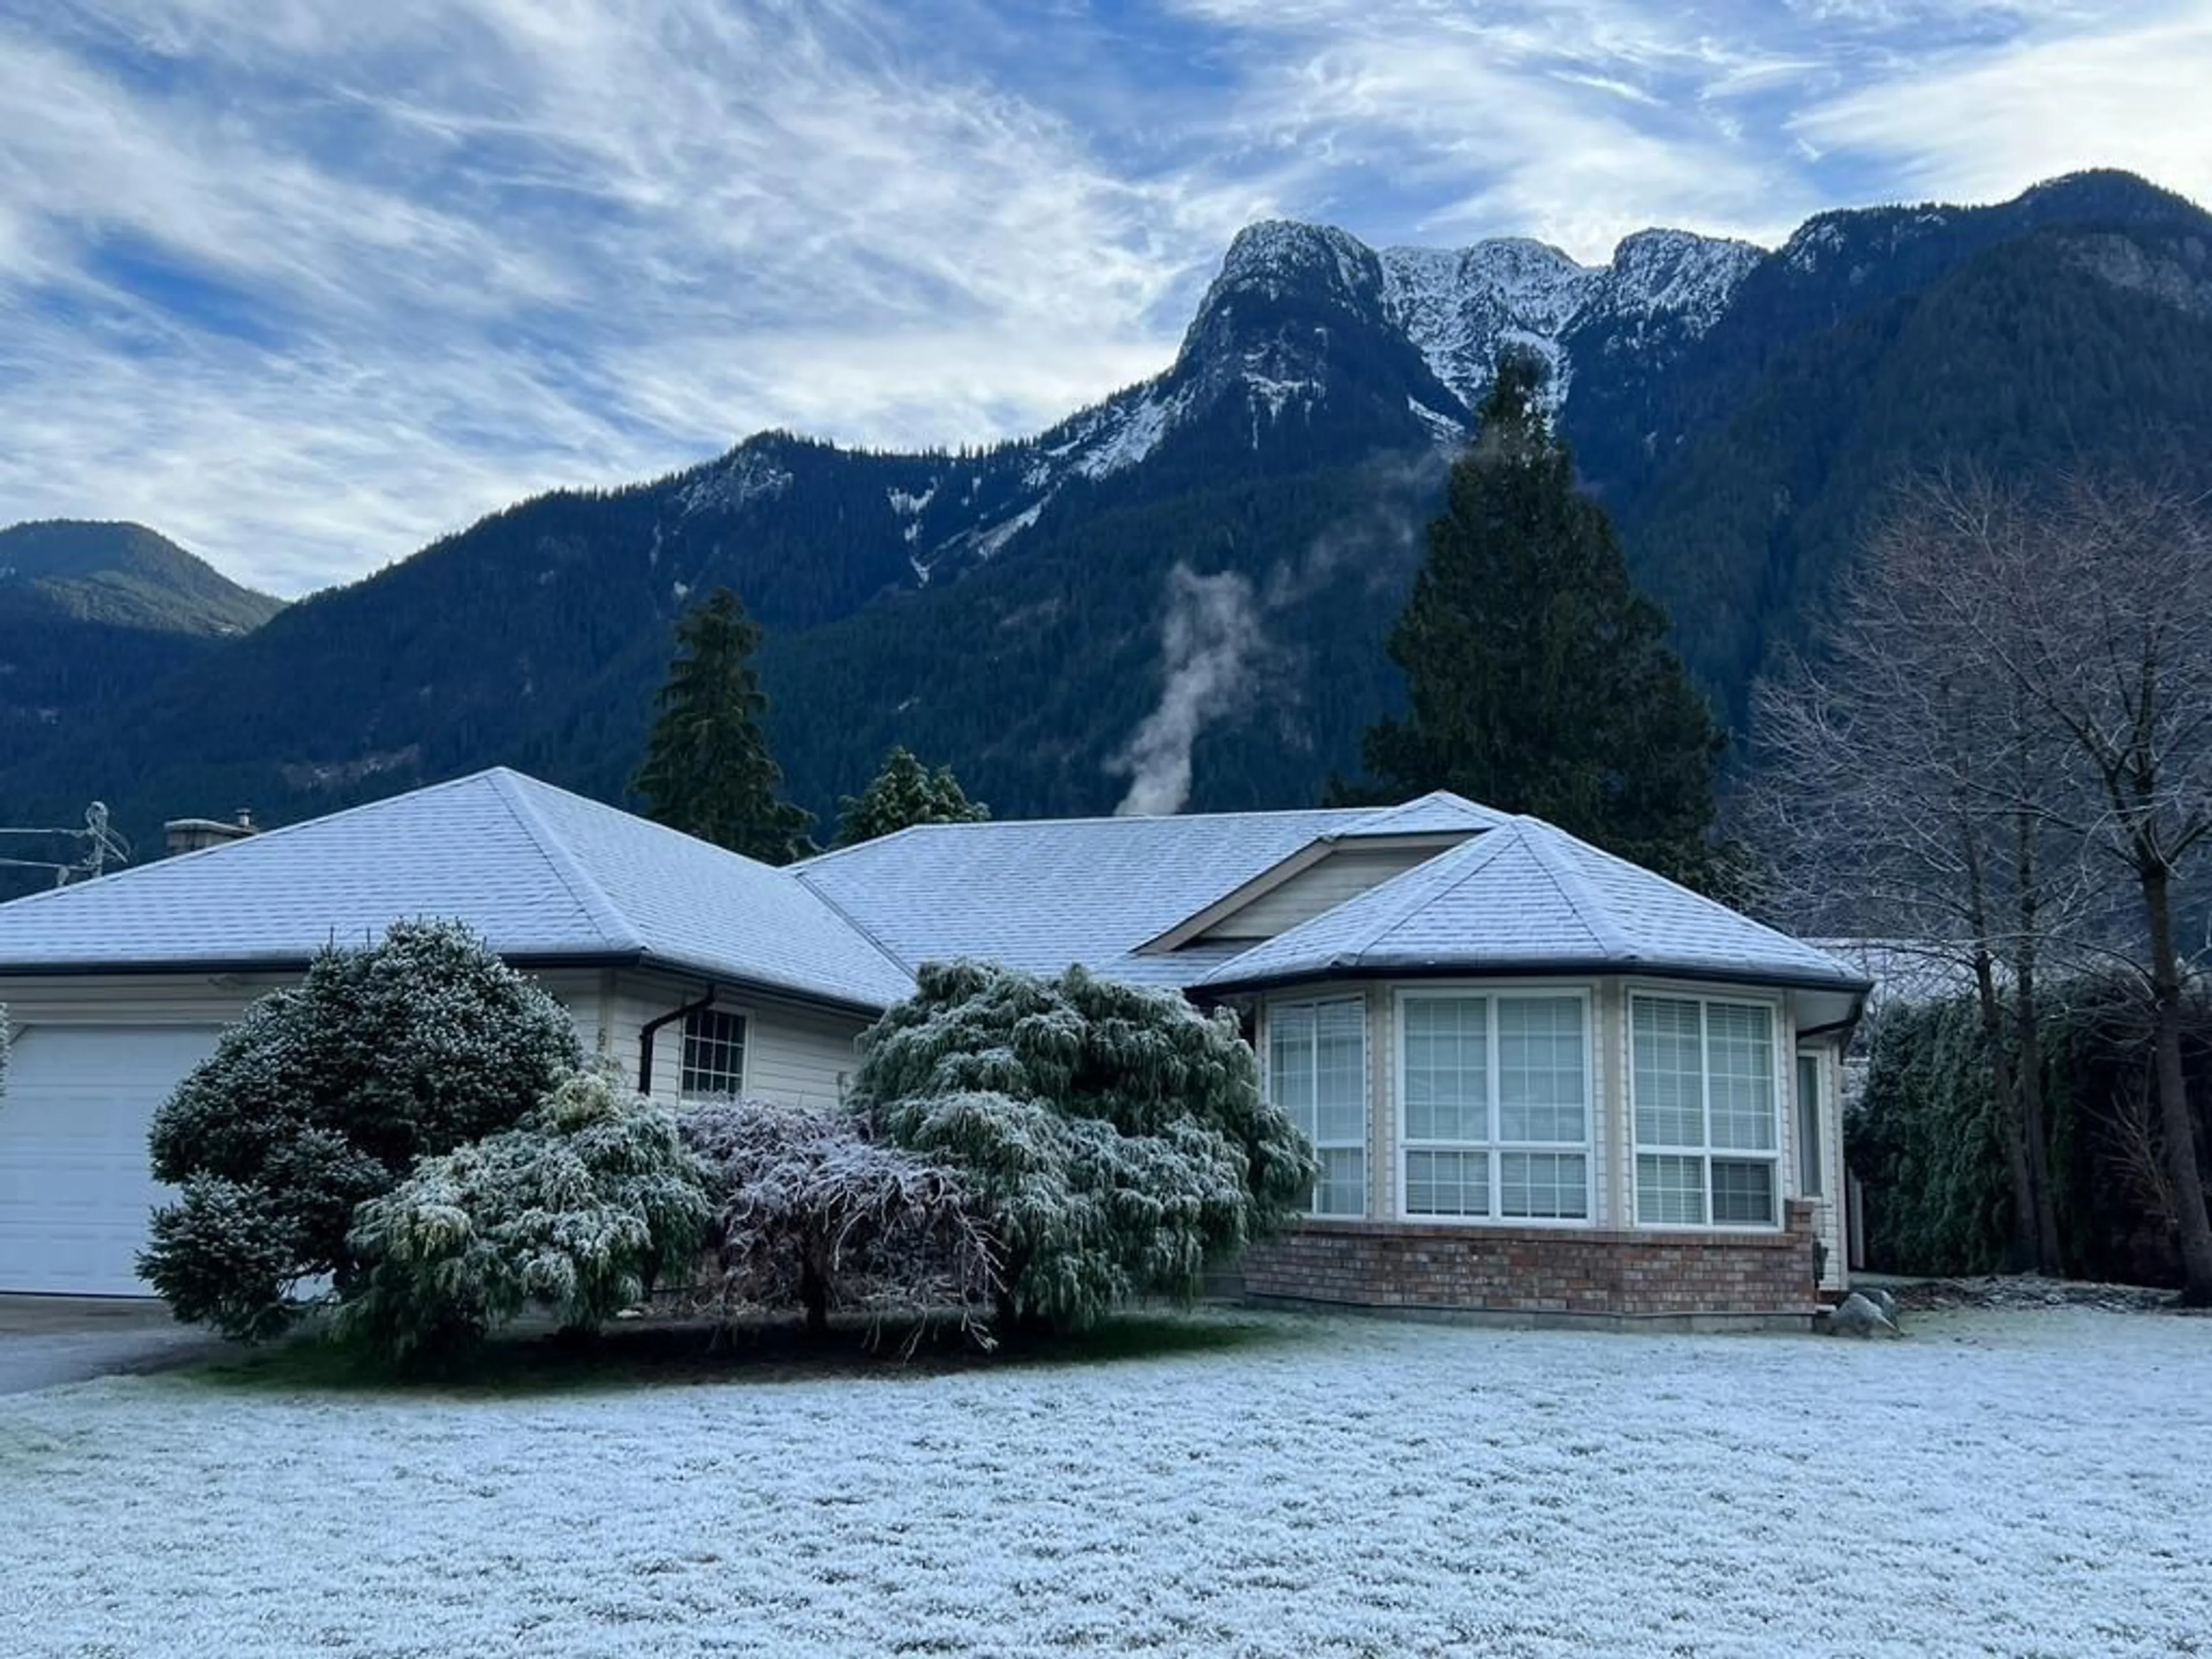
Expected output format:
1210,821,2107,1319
638,982,718,1097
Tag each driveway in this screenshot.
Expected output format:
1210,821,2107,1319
0,1296,232,1395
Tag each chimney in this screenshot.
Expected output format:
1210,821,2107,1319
165,809,257,857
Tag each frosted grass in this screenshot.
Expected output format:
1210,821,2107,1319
5,1308,2207,1657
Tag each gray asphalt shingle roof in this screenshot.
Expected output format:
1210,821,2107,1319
0,769,914,1011
792,807,1374,987
1198,817,1868,992
0,772,1861,1012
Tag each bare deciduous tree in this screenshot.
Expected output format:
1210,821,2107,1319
1752,472,2212,1300
1990,478,2212,1301
1747,474,2084,1273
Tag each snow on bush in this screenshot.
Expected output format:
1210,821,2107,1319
342,1065,712,1367
139,919,581,1342
850,960,1315,1331
681,1100,997,1343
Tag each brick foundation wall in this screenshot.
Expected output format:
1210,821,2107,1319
1244,1199,1820,1320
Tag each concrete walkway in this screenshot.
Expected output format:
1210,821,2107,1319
0,1296,233,1395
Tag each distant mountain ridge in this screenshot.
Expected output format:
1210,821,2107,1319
6,169,2211,873
0,521,283,637
0,521,284,799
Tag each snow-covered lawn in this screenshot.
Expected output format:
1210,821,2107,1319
6,1309,2209,1658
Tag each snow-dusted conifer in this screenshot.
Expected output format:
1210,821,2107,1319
342,1064,713,1366
851,961,1315,1331
139,919,580,1342
683,1100,995,1343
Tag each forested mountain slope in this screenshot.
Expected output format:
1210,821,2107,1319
8,170,2209,859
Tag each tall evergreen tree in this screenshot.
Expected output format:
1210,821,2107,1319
1352,353,1724,887
632,588,815,863
834,746,989,847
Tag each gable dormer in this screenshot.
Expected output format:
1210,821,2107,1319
1142,832,1475,953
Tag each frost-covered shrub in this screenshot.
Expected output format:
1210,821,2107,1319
139,919,581,1340
342,1065,713,1367
682,1100,996,1342
850,961,1316,1332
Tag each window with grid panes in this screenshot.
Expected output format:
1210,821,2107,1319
680,1007,747,1100
1400,993,1589,1221
1268,999,1366,1217
1631,995,1779,1226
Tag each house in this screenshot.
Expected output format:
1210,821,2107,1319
0,767,1868,1324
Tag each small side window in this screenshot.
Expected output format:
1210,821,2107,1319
680,1008,747,1101
1796,1051,1824,1198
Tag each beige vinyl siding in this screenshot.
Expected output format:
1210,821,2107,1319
1200,848,1441,942
1798,1039,1848,1292
608,969,869,1111
0,973,292,1031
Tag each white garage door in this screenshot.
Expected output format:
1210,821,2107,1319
0,1025,222,1296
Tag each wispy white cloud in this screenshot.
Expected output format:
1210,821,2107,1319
1791,1,2212,203
0,0,2203,594
0,1,1262,592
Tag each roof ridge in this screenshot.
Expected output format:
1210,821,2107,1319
1514,818,1637,957
803,805,1370,853
484,772,648,955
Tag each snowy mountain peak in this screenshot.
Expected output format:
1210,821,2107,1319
1203,220,1388,315
1598,229,1764,329
1376,224,1761,412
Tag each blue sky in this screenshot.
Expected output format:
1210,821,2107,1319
3,1,2207,596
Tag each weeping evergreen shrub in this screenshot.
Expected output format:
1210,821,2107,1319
342,1066,713,1367
850,960,1316,1332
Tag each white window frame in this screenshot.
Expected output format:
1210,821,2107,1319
679,1005,749,1102
1394,985,1596,1227
1267,996,1368,1218
1628,987,1786,1232
1796,1047,1826,1199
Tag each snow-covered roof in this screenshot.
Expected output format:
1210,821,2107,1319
794,794,1859,998
1199,818,1869,993
0,769,914,1012
793,805,1394,987
0,772,1861,1014
1333,791,1509,838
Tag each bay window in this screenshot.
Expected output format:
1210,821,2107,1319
1400,992,1590,1222
1269,999,1367,1217
1631,994,1780,1227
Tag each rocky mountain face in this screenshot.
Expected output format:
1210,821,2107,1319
7,169,2212,862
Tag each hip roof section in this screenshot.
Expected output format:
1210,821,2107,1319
0,769,915,1012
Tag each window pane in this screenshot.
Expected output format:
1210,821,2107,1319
1498,997,1586,1143
1404,1148,1488,1217
681,1009,747,1100
1707,1003,1775,1152
1315,1149,1366,1217
1637,1154,1705,1226
1314,1001,1366,1145
1501,1152,1588,1220
1796,1054,1824,1197
1713,1159,1776,1226
1632,998,1704,1146
1270,1005,1315,1129
1403,997,1487,1143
